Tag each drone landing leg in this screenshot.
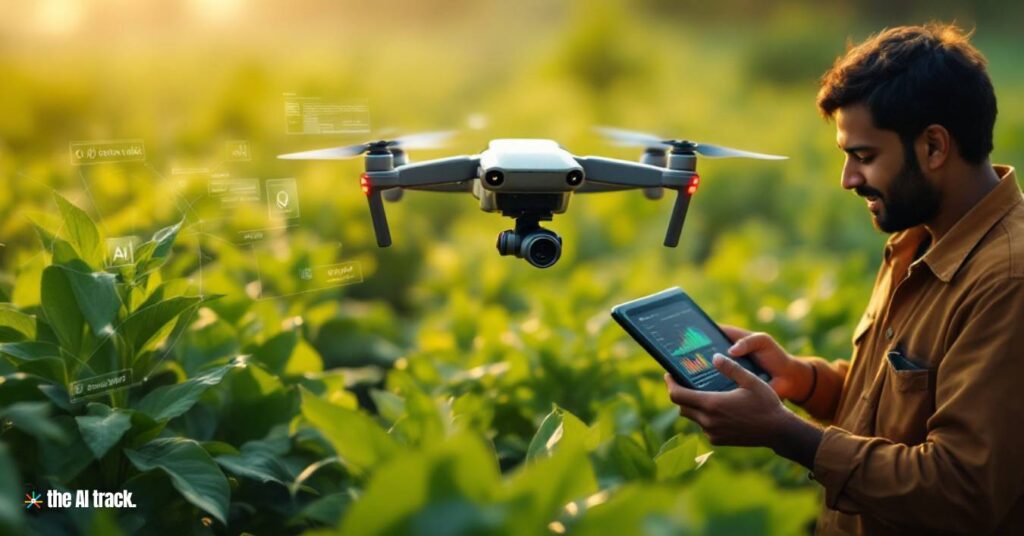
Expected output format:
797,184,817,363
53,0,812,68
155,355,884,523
663,190,692,247
366,189,392,247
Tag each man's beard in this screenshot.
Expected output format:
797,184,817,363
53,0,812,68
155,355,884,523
856,144,942,233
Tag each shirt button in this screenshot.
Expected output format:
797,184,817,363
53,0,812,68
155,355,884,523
885,326,894,339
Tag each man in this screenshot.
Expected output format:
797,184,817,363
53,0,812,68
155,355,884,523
664,24,1024,535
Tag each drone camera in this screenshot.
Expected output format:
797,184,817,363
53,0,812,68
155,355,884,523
497,226,562,268
566,170,584,186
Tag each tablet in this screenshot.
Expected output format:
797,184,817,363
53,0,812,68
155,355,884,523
611,287,771,391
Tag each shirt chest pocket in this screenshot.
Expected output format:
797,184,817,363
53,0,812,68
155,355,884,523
873,352,935,445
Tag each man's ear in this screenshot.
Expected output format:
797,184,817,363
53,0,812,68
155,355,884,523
919,124,951,170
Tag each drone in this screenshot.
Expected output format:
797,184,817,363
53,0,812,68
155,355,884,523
278,127,785,268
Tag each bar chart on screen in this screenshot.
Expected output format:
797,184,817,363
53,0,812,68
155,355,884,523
672,327,713,356
679,352,713,374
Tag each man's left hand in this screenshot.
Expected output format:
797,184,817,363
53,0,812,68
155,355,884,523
664,353,796,450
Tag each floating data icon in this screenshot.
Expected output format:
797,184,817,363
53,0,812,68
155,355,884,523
266,178,300,220
105,236,138,267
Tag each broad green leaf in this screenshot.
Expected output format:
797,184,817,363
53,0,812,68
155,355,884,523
53,192,103,268
389,383,451,447
151,220,182,259
137,278,195,313
285,337,323,376
300,386,399,476
134,220,182,275
0,341,61,360
527,406,590,461
41,265,84,355
687,463,820,536
124,437,230,525
526,407,565,462
200,441,240,457
0,444,24,534
293,492,353,527
0,401,67,442
132,240,157,268
592,435,657,485
299,370,357,409
0,341,66,384
75,403,133,459
339,433,500,535
51,238,79,265
119,295,205,356
654,434,700,481
0,306,37,341
124,410,165,448
26,210,63,251
2,344,71,385
252,330,297,373
567,484,693,536
39,416,94,481
12,255,45,308
503,443,598,534
134,359,242,422
214,437,292,486
59,261,121,338
368,389,405,424
220,364,295,444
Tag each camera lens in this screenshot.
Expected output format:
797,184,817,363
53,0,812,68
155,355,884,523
522,232,561,268
566,170,584,186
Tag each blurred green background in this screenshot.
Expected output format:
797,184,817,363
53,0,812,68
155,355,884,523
1,0,1023,534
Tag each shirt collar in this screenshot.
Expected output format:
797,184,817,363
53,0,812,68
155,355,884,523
908,165,1022,283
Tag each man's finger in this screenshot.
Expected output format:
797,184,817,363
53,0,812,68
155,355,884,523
678,405,708,428
664,373,712,409
728,332,771,356
712,353,762,389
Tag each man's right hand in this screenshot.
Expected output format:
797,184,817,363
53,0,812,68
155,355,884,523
719,325,815,403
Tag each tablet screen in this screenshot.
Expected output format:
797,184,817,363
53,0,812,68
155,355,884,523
633,299,734,390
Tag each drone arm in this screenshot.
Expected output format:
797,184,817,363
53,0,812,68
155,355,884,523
573,156,666,189
360,156,480,247
369,156,480,190
573,156,696,247
573,181,636,193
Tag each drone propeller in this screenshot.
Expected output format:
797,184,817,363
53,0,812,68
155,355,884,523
595,126,786,160
596,127,786,248
277,130,456,160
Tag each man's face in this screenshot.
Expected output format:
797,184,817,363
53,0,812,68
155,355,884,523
835,104,942,233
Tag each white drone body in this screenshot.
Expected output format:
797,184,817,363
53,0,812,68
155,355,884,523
279,128,785,268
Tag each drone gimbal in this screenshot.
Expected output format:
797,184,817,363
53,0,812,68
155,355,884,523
279,128,785,268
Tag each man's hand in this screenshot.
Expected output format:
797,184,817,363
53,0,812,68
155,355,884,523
664,353,823,469
720,325,815,402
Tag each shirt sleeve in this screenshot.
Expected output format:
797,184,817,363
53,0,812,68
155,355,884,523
810,277,1024,533
794,356,851,424
796,356,849,422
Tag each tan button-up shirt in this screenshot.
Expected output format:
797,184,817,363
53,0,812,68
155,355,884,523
797,166,1024,535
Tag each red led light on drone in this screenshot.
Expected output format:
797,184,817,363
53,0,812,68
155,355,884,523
360,173,370,195
686,174,700,195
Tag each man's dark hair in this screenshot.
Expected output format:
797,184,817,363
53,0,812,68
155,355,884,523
817,23,997,165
